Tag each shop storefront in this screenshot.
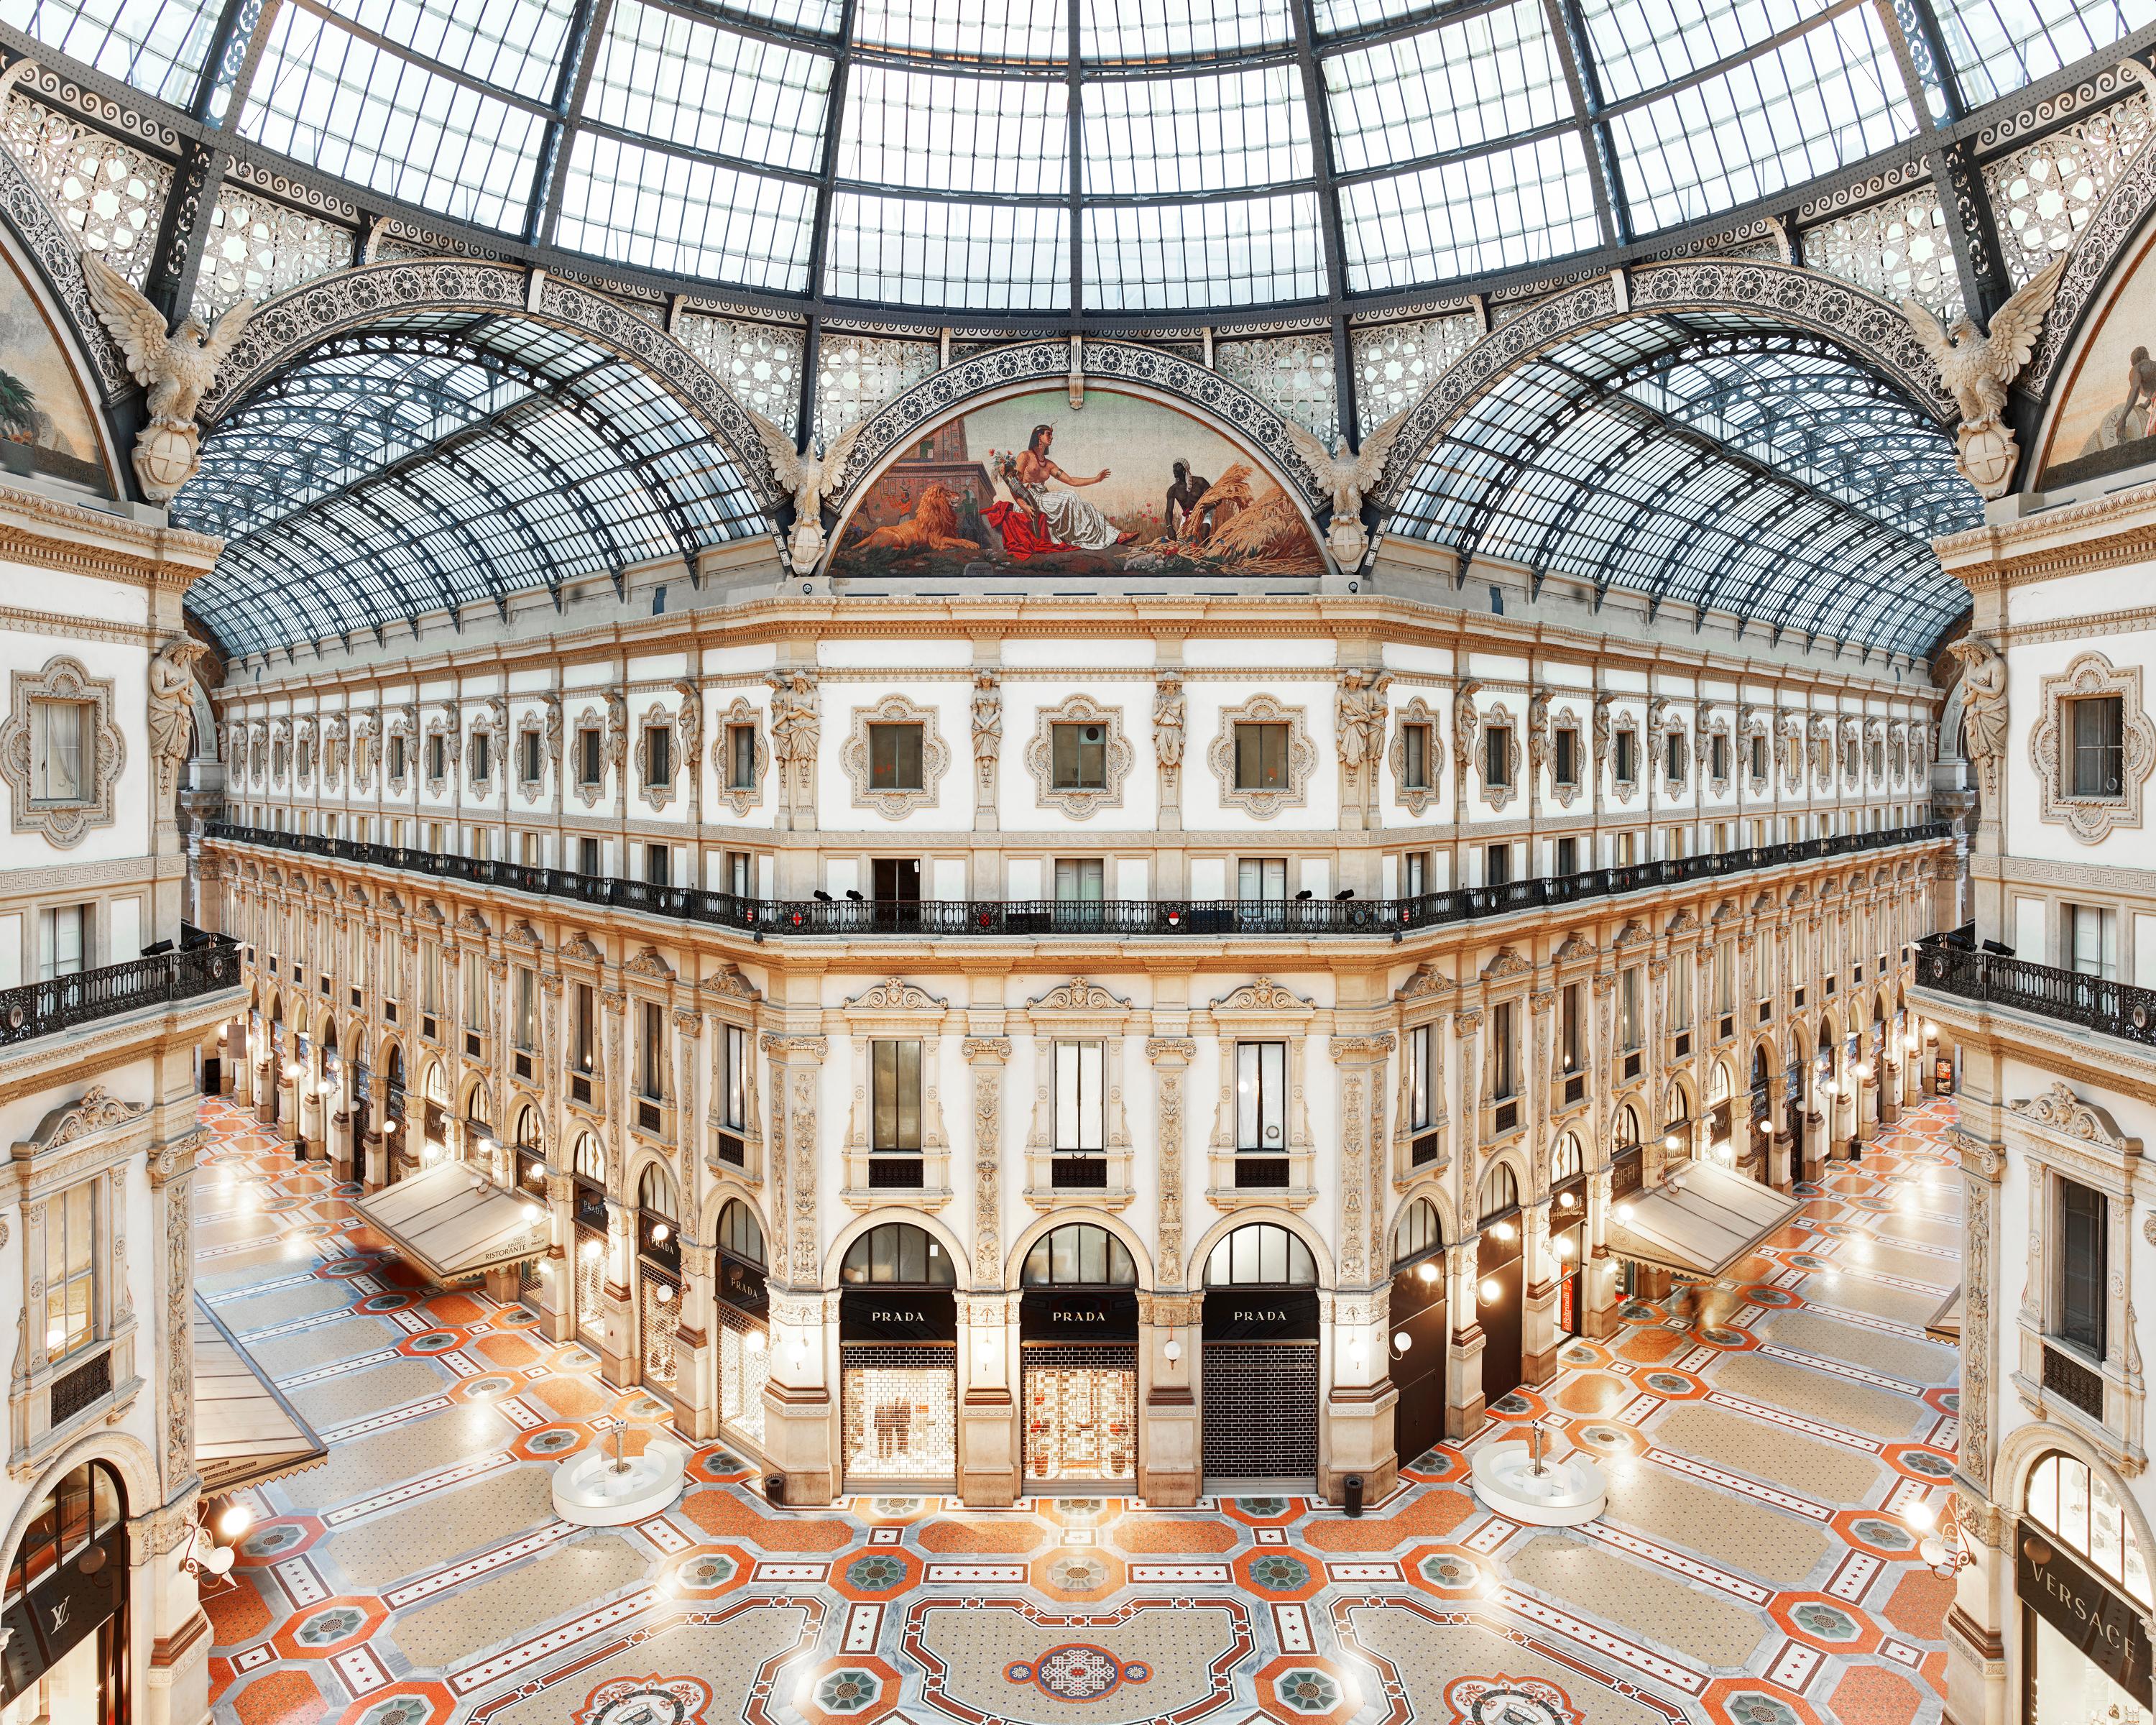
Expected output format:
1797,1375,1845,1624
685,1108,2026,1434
1549,1134,1586,1338
380,1043,407,1179
1019,1224,1139,1489
1388,1198,1447,1466
839,1223,957,1488
1475,1163,1524,1405
635,1167,681,1397
0,1460,126,1725
714,1200,770,1450
1611,1108,1644,1300
1202,1223,1319,1486
2021,1450,2152,1723
570,1131,609,1352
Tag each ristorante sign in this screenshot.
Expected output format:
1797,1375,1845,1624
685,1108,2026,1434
2019,1529,2153,1708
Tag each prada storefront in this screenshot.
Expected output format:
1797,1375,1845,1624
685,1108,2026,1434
1019,1225,1140,1489
2022,1451,2155,1724
1202,1224,1320,1486
838,1223,958,1487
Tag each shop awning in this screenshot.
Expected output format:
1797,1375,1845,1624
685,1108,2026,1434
192,1296,327,1494
352,1163,548,1284
1603,1160,1803,1281
1925,1286,1963,1345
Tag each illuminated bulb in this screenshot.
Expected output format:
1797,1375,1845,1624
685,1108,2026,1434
283,1062,302,1080
1392,1331,1412,1355
1558,1191,1576,1209
1904,1499,1937,1533
1478,1278,1502,1306
1163,1338,1182,1363
1493,1222,1516,1242
1416,1261,1439,1284
216,1504,253,1540
651,1223,671,1243
1664,1135,1680,1151
1555,1236,1575,1259
745,1331,766,1355
583,1239,602,1260
654,1284,673,1304
521,1203,540,1223
1616,1203,1634,1222
423,1145,441,1164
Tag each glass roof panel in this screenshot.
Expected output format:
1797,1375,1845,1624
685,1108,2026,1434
852,0,1065,65
842,64,1069,196
310,0,575,103
1579,0,1839,104
557,131,816,288
1323,0,1575,176
826,191,1069,308
1340,132,1602,291
1078,0,1292,64
1082,65,1312,196
1082,191,1325,309
238,4,550,230
699,0,843,35
585,0,834,175
1929,0,2156,108
1603,6,1915,231
0,0,221,105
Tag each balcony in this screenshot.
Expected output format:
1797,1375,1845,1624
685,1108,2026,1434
207,820,1948,944
1918,929,2156,1049
0,929,241,1048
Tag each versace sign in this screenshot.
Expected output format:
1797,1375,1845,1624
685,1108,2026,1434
2019,1530,2153,1708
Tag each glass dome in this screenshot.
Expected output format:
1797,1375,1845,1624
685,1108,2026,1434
8,0,2147,315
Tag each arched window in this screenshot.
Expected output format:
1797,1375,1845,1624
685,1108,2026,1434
4,1458,124,1606
1205,1223,1317,1288
423,1062,448,1103
637,1165,678,1269
1391,1198,1442,1269
2027,1450,2152,1606
1478,1162,1519,1221
842,1222,955,1287
637,1166,676,1220
1751,1045,1770,1087
717,1199,765,1268
1550,1133,1583,1184
513,1104,541,1150
1708,1063,1731,1104
1021,1223,1137,1287
573,1132,604,1182
1614,1104,1641,1151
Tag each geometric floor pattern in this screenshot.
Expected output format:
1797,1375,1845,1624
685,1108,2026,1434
194,1096,1963,1725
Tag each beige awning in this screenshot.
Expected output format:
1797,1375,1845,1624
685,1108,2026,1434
1604,1159,1804,1281
1926,1286,1963,1344
193,1295,326,1494
353,1162,549,1284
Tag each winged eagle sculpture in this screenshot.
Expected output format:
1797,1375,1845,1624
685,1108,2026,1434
1899,254,2065,499
78,249,255,501
1279,404,1413,570
742,404,872,574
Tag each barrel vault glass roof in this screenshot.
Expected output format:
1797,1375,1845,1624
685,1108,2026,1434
6,0,2150,315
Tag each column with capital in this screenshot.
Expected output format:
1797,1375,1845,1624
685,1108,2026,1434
1945,1121,2007,1725
1142,1036,1199,1505
957,1035,1017,1505
667,1007,715,1433
760,1034,837,1503
1644,957,1669,1190
1447,1008,1486,1438
1580,1166,1618,1338
589,988,634,1382
1521,990,1559,1383
1325,1032,1397,1503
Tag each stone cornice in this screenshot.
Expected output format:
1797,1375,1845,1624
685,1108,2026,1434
0,486,221,592
1933,479,2156,592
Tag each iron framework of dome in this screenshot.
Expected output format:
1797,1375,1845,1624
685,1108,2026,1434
1,0,2152,660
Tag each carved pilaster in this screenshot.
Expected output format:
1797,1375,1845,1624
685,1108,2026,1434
963,1038,1013,1283
1328,1033,1393,1288
1146,1038,1196,1288
763,1036,829,1285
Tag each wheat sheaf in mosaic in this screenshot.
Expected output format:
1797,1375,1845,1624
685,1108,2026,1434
188,1095,1965,1725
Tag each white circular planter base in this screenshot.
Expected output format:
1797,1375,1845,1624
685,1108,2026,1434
1469,1440,1608,1527
552,1437,691,1527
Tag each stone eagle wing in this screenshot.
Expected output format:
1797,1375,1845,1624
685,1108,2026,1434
79,250,172,393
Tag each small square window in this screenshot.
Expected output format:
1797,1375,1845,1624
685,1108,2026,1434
1051,722,1107,788
1233,722,1289,790
869,723,924,791
2070,696,2124,799
28,699,89,803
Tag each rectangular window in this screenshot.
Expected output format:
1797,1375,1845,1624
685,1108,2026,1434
1554,836,1577,876
868,723,924,791
2060,1177,2107,1359
1485,842,1510,886
1713,941,1733,1013
572,983,595,1073
1235,1041,1286,1151
1664,730,1684,783
724,850,753,897
389,735,407,782
872,1039,923,1151
1553,727,1577,787
1051,722,1108,788
472,732,491,781
297,737,311,778
428,734,446,780
37,906,85,981
1401,723,1430,790
41,1182,95,1363
639,1001,665,1100
1749,734,1766,780
1614,730,1636,783
1401,851,1428,898
1238,857,1287,901
576,728,602,786
1710,733,1728,781
1233,722,1289,790
872,857,921,902
1491,1000,1518,1100
520,729,541,782
645,725,673,788
1616,829,1637,865
1670,951,1692,1032
515,968,536,1050
719,1024,748,1130
1054,858,1105,901
520,830,540,865
1483,725,1512,788
727,724,756,789
2065,904,2119,981
1560,982,1583,1073
469,826,492,862
421,947,443,1016
1407,1023,1433,1130
1053,1041,1105,1151
427,821,446,854
2070,696,2125,798
644,843,670,887
464,954,484,1029
579,836,602,877
1619,967,1641,1050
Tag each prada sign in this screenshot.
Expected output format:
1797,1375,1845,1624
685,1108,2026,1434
1021,1290,1138,1342
2020,1530,2153,1708
839,1289,957,1342
1204,1289,1318,1341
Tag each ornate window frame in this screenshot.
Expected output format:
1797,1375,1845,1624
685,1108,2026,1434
466,711,498,798
269,719,289,788
1741,707,1771,796
321,714,346,792
1654,704,1689,796
514,710,547,800
571,708,607,810
711,697,768,817
1207,691,1317,821
1697,706,1731,796
2029,652,2156,845
1204,978,1317,1207
1548,702,1585,811
1611,717,1641,804
1018,977,1137,1208
1477,700,1523,814
293,717,315,791
423,713,454,799
634,701,679,814
842,692,951,821
1388,696,1439,817
699,966,765,1182
0,654,124,849
1391,965,1453,1185
1023,693,1134,821
839,977,953,1206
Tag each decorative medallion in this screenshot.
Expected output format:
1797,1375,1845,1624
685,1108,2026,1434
573,1675,712,1725
1443,1675,1581,1725
1005,1644,1151,1702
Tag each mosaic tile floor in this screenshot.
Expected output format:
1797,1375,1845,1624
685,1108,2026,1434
193,1096,1964,1725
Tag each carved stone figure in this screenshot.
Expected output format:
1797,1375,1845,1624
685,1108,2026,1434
1280,405,1411,568
602,690,627,776
1152,673,1185,768
1526,689,1552,776
1902,257,2065,497
80,251,257,501
1591,691,1612,773
1452,679,1483,775
1946,637,2008,802
1334,668,1391,768
146,637,207,801
767,670,821,765
671,680,701,783
541,691,563,781
742,405,873,571
971,671,1003,767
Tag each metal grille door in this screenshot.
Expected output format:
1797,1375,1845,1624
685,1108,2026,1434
1202,1343,1317,1481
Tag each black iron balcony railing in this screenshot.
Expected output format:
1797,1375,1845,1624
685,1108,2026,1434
0,932,241,1047
1918,929,2156,1048
208,819,1945,941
